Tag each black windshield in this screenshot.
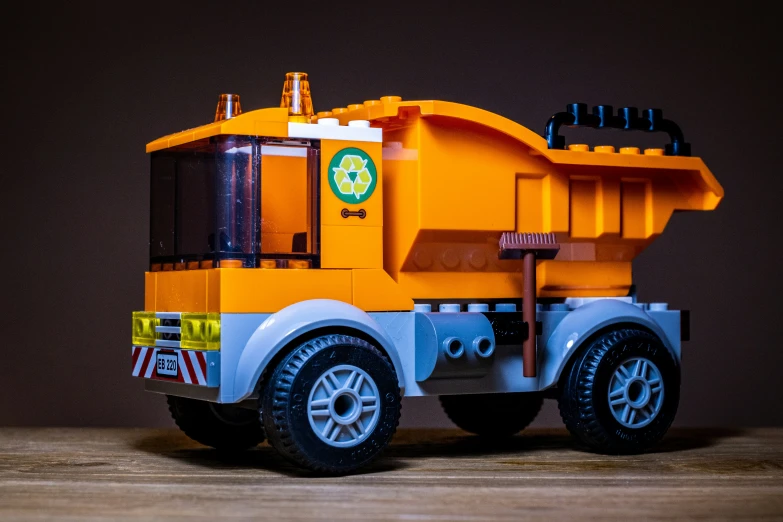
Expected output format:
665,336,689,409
149,136,319,269
150,137,258,266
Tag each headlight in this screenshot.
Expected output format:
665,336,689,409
180,313,221,350
132,311,158,346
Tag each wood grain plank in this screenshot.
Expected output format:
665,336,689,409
0,428,781,520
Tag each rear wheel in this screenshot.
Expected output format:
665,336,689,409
557,328,680,454
262,334,401,474
167,395,264,452
440,392,544,438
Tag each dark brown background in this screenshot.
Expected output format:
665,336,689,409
1,1,780,428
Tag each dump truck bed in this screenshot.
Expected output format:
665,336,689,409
332,98,723,298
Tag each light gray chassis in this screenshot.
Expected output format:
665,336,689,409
145,298,682,403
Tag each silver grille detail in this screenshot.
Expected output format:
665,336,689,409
155,312,181,347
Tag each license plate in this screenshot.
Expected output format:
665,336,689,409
156,352,178,377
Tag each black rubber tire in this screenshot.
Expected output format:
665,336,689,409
261,334,401,474
439,392,543,438
167,395,265,452
557,328,680,454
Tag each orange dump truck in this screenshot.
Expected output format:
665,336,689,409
132,73,723,473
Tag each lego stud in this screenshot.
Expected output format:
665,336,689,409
442,337,465,359
441,249,460,269
468,249,487,269
214,94,242,122
473,336,495,359
280,72,314,123
413,249,432,269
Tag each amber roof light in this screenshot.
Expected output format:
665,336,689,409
214,94,242,122
280,72,314,123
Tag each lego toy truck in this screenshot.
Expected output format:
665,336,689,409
132,73,723,473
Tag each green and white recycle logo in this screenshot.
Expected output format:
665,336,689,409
328,147,377,204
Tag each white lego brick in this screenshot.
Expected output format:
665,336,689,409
288,122,382,143
261,145,308,157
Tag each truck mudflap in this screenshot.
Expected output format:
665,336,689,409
131,346,219,387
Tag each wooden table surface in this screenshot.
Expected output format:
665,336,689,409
0,428,781,520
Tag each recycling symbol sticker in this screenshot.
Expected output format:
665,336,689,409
327,147,377,204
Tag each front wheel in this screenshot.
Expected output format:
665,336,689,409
167,395,265,451
558,328,680,454
261,334,401,474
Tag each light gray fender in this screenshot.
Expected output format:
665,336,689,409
231,299,406,402
539,299,680,390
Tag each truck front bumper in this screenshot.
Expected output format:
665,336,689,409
131,346,220,387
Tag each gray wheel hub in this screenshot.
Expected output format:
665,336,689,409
308,364,380,448
608,357,664,429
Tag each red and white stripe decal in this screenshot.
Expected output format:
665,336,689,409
131,346,208,385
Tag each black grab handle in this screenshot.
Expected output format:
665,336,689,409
544,103,691,156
